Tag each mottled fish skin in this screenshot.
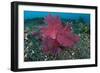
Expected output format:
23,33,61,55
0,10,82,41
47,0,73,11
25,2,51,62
39,14,80,55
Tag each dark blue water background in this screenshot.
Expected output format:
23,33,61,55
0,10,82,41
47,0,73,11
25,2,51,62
24,11,90,24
